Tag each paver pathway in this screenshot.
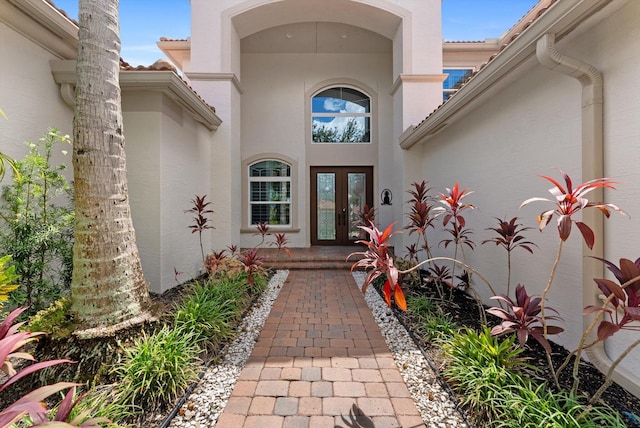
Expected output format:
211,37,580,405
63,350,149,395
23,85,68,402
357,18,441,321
216,269,426,428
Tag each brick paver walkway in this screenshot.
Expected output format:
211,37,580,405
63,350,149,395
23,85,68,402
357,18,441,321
216,269,425,428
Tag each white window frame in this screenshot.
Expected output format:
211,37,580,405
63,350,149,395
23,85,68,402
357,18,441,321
247,159,292,227
311,86,372,144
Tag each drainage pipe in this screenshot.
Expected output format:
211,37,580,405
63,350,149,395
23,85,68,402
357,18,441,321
536,32,640,397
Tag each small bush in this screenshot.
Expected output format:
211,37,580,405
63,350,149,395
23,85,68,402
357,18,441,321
443,327,533,373
420,306,459,343
489,380,625,427
27,297,73,336
174,280,240,347
114,325,200,409
443,328,533,422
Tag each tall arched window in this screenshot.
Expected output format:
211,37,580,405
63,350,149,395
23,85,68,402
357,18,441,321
311,87,371,143
248,160,291,226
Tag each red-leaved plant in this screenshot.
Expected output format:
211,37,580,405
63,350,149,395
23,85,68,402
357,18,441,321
349,222,407,311
405,181,435,260
434,182,476,284
0,307,108,427
237,248,265,287
576,257,640,402
185,195,215,264
488,284,564,354
520,170,625,337
269,233,291,258
482,217,537,297
520,169,626,387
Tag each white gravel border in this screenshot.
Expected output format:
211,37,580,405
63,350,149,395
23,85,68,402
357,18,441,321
168,270,289,428
353,271,470,427
164,270,470,428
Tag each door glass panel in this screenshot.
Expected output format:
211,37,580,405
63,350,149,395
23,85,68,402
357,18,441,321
317,173,336,240
348,173,366,241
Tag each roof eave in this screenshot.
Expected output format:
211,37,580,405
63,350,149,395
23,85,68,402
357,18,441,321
2,0,78,58
400,0,613,150
50,60,222,132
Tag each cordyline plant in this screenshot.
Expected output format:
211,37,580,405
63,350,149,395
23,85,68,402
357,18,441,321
482,217,537,296
433,182,476,284
185,195,214,264
349,221,496,318
353,204,376,239
237,248,265,287
559,257,640,403
0,307,109,427
405,181,436,260
520,170,626,339
488,284,564,354
269,232,291,257
254,221,271,247
349,222,407,311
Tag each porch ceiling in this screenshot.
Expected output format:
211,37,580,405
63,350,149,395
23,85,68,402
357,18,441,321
241,22,392,54
231,0,402,40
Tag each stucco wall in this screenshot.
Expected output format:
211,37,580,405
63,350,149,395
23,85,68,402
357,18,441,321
123,93,213,293
0,22,74,174
408,0,639,375
240,52,394,247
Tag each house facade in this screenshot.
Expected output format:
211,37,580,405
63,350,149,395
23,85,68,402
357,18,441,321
1,0,639,397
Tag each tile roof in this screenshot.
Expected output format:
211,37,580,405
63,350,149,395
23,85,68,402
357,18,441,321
415,0,557,130
119,59,216,114
159,37,189,42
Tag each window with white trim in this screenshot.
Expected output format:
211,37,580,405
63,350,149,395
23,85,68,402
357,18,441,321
311,87,371,143
249,160,291,226
443,68,474,101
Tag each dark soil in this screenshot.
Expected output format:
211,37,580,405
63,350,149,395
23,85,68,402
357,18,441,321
392,270,640,427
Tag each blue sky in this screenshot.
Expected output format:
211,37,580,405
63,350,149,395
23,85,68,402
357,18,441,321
53,0,539,66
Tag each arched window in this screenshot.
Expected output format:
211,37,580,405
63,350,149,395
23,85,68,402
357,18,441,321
248,160,291,226
311,87,371,143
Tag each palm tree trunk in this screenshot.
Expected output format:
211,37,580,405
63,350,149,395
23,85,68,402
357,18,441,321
71,0,149,332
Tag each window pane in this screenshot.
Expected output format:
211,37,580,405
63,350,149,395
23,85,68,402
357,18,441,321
312,117,370,143
443,69,473,90
250,160,291,177
251,204,290,225
348,173,366,241
250,181,291,202
317,173,336,240
312,87,370,113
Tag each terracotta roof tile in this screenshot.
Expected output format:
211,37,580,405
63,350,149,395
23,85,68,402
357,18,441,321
159,37,189,42
414,0,557,130
119,59,216,113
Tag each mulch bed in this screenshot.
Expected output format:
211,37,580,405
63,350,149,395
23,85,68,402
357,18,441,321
390,270,640,427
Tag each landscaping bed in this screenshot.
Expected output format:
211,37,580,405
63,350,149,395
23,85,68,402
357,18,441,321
384,270,640,427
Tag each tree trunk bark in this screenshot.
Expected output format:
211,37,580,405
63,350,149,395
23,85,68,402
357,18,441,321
71,0,149,332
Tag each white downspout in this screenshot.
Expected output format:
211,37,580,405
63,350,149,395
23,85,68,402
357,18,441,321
536,33,640,398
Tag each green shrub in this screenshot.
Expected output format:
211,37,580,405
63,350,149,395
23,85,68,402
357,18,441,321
0,129,74,314
0,254,19,308
174,280,241,346
443,327,535,423
489,380,625,427
114,325,200,409
419,306,459,343
443,327,532,372
407,294,435,319
28,297,72,336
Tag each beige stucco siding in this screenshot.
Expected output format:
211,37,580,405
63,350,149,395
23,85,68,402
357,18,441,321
410,0,640,374
0,22,74,172
240,51,394,247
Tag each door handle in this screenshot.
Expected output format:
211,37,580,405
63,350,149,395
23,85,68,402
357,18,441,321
342,208,347,226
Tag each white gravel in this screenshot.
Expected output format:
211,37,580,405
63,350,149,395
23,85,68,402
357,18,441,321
168,270,289,428
164,270,470,427
353,271,470,427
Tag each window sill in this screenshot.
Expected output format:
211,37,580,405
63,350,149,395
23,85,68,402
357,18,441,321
241,227,300,234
